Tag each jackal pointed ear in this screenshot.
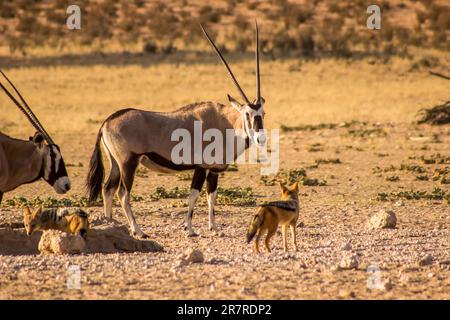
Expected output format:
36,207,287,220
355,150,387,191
33,206,42,217
292,182,299,192
23,206,31,216
228,94,243,112
30,132,44,148
279,181,287,191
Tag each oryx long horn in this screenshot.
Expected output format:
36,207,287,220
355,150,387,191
255,20,261,102
200,23,251,105
0,70,55,144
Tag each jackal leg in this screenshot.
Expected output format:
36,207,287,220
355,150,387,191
282,225,288,252
117,156,147,238
206,171,218,231
103,150,120,219
290,222,297,251
186,167,206,237
265,226,277,253
254,229,263,254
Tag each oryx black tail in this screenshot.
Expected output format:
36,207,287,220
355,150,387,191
86,128,104,204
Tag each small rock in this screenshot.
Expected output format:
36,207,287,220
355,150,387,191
399,273,410,285
366,209,397,230
381,278,393,291
330,265,340,272
339,254,359,270
341,242,352,251
394,200,404,207
338,289,356,298
186,249,204,264
418,254,433,266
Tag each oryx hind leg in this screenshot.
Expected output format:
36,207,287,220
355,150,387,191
186,167,206,237
102,147,120,219
206,171,218,231
117,156,147,238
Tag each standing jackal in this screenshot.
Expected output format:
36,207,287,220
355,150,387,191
23,207,89,239
247,181,299,253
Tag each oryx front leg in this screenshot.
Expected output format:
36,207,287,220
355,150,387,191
186,167,206,237
206,171,219,231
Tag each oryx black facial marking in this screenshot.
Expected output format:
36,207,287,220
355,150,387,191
44,144,69,190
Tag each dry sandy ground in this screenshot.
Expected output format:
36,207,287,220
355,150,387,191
0,121,449,299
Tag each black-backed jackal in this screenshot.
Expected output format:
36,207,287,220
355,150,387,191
247,181,299,253
23,207,89,239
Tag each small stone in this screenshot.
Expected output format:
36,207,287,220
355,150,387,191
366,209,397,230
381,278,393,291
418,254,433,266
339,289,356,298
339,254,359,270
341,242,352,251
330,265,340,272
394,200,404,207
186,249,204,264
399,273,410,285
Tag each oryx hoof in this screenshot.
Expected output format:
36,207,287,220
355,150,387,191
187,231,198,238
132,230,149,239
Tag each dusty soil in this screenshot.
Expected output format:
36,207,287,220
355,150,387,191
1,121,449,299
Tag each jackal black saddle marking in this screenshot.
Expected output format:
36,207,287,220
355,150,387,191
260,201,297,211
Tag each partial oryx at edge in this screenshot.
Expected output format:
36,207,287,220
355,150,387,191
0,71,71,204
86,22,266,238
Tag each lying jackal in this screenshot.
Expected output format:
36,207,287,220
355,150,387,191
247,181,299,253
23,206,89,239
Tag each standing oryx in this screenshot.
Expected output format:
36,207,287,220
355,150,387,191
0,70,71,204
86,23,266,238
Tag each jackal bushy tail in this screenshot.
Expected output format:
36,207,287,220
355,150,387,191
246,208,264,243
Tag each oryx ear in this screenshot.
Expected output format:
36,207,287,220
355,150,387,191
228,94,243,112
259,97,265,105
30,132,44,148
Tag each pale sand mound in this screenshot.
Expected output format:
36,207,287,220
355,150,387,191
0,228,41,255
84,225,163,254
0,224,163,255
39,230,86,255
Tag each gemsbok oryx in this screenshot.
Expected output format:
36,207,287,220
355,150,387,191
0,70,71,204
86,23,266,238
